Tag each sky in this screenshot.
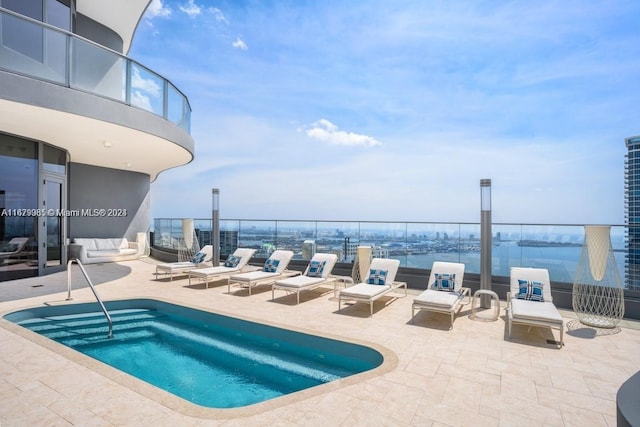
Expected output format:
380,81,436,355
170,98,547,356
129,0,640,225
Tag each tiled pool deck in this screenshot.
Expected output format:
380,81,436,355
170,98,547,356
1,259,639,426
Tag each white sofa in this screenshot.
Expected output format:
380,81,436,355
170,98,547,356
68,238,140,265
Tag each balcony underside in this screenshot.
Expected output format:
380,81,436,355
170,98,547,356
0,71,193,181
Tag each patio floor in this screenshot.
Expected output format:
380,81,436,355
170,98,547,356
0,258,638,426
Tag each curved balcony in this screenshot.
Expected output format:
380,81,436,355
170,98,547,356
0,8,193,180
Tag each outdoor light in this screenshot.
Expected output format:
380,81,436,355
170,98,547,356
481,179,491,211
480,179,492,307
212,188,220,266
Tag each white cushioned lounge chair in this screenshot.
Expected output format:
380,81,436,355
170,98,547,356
0,237,30,264
155,245,213,281
411,261,469,329
507,267,564,347
228,250,297,295
338,258,406,317
187,248,257,288
272,253,338,304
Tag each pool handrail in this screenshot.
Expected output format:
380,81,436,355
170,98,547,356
66,259,113,339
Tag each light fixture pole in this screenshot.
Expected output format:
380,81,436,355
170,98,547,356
212,188,220,266
480,179,492,308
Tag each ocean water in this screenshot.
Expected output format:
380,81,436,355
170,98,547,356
395,241,625,284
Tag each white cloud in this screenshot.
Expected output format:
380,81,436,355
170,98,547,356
303,119,381,147
210,7,228,24
179,0,201,18
232,37,248,50
146,0,171,18
131,67,161,98
130,91,153,111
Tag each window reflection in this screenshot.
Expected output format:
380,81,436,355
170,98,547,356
0,135,39,279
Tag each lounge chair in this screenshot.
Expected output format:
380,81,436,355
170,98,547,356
271,253,338,304
228,250,297,295
507,267,564,347
338,258,406,317
154,245,213,281
187,248,257,288
411,261,469,329
0,237,30,264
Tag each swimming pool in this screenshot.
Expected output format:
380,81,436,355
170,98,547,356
4,299,384,409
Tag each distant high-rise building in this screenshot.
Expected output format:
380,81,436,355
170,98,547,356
302,240,316,260
625,135,640,290
220,231,239,256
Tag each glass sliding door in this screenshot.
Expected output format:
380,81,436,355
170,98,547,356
0,136,38,281
39,175,67,273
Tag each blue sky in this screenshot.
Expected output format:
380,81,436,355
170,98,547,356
130,0,639,224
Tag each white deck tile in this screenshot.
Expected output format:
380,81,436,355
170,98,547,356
0,258,638,426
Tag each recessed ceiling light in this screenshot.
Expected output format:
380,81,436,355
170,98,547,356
103,140,112,148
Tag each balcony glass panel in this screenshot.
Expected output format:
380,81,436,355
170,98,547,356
70,37,125,101
45,0,70,31
130,63,164,116
0,9,191,132
167,83,187,128
1,12,43,66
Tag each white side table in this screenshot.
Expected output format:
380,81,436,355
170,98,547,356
470,289,500,321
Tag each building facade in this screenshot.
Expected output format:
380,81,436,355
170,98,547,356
625,135,640,290
0,0,194,281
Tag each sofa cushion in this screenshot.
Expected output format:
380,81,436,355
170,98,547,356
74,238,98,251
95,239,117,250
87,250,120,258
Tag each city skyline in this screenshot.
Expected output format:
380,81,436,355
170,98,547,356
131,0,640,225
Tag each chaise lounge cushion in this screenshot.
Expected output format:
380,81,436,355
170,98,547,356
510,299,563,324
340,283,392,298
414,289,463,308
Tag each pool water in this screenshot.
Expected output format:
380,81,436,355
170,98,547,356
4,299,383,408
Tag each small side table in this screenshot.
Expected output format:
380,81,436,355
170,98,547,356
470,289,500,321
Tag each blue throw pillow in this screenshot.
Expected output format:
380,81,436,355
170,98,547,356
367,269,388,285
433,273,456,291
306,260,326,278
224,255,241,268
191,251,206,264
517,279,544,302
263,258,280,273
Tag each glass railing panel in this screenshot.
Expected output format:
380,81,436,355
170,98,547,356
513,224,582,283
220,220,240,256
150,218,630,286
71,37,125,101
0,12,66,84
238,220,277,258
315,221,360,262
0,9,191,132
129,62,164,115
357,222,407,265
611,225,626,287
492,224,523,277
153,218,183,249
193,218,212,248
167,82,187,128
457,223,481,273
273,221,316,259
